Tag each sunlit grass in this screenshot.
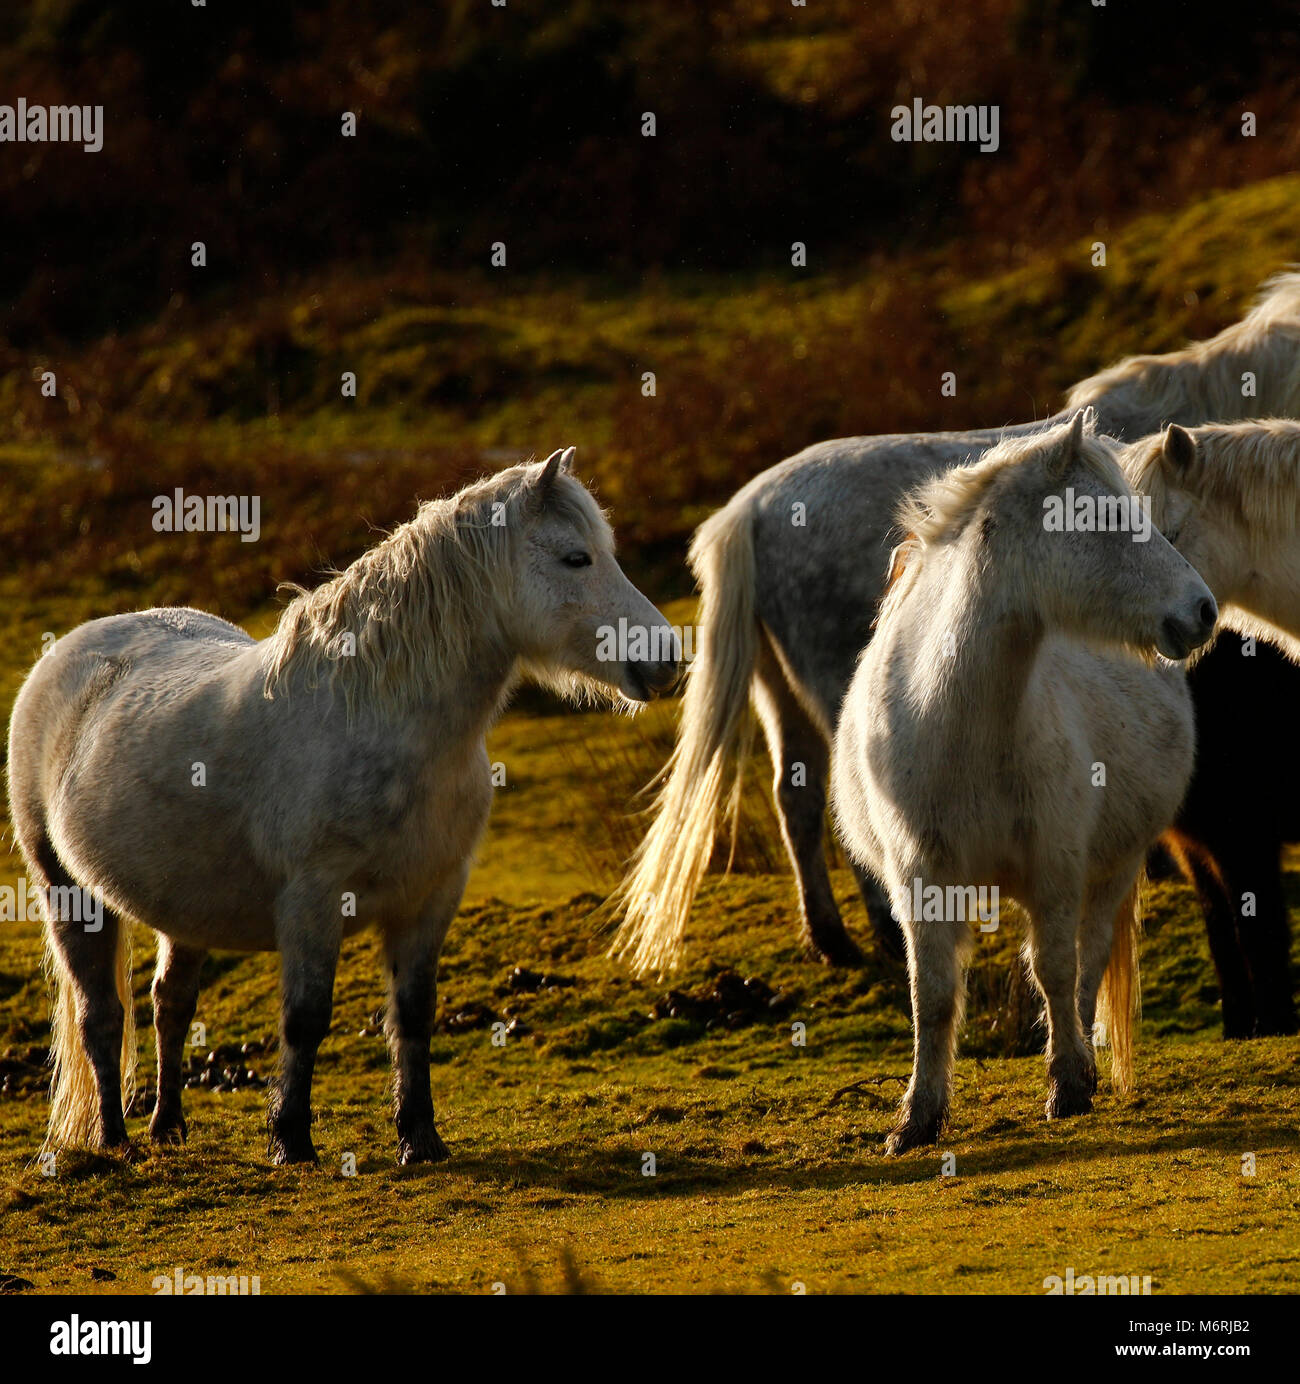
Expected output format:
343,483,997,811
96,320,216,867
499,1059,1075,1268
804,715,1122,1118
1,852,1296,1294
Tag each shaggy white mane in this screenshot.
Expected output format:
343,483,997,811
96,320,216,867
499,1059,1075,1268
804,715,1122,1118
262,463,609,712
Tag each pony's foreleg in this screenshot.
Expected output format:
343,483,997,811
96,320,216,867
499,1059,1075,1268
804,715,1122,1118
149,937,204,1144
888,914,970,1154
1177,845,1257,1038
1029,904,1093,1119
268,883,342,1165
382,874,464,1165
1228,841,1298,1038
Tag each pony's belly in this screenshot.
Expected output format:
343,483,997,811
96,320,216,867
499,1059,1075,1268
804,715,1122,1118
70,842,281,951
144,911,281,953
150,902,376,951
49,769,276,930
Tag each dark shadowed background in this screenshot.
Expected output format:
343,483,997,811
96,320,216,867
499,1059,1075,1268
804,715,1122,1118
2,0,1299,613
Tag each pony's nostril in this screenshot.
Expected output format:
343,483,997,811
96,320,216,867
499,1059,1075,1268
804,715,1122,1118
1198,598,1217,630
653,662,682,694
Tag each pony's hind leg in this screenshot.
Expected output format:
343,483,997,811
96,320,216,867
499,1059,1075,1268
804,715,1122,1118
149,937,205,1144
850,863,906,963
32,830,136,1151
45,906,134,1151
888,913,971,1154
382,874,464,1165
753,639,865,966
268,882,343,1165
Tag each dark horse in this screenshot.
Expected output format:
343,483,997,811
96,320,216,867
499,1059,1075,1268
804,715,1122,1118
1164,634,1299,1039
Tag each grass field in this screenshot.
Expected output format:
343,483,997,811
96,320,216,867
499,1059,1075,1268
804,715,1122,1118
1,688,1298,1295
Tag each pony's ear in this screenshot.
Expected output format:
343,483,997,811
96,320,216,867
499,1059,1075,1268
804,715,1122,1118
1046,410,1087,479
531,447,573,507
1161,424,1196,473
885,536,917,591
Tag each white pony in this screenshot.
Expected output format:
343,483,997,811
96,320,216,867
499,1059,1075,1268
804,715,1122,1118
8,449,678,1164
830,414,1216,1153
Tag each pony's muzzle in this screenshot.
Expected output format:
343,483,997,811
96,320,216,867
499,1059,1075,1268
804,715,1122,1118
618,619,683,700
623,657,681,701
1158,591,1218,660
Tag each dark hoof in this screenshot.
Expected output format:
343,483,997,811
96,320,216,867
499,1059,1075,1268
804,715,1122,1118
885,1109,945,1155
1255,1010,1299,1039
1046,1083,1094,1120
1221,1011,1257,1041
96,1117,132,1148
398,1126,451,1166
805,931,866,968
149,1110,187,1146
268,1131,318,1165
1046,1051,1096,1120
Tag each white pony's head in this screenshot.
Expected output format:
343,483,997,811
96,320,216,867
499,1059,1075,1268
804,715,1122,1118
263,448,679,714
1122,418,1300,652
892,410,1218,660
505,448,681,706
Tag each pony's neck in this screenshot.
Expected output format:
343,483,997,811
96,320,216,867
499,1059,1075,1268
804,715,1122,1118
903,540,1045,745
1219,549,1300,653
365,545,520,733
266,493,528,729
407,642,522,740
315,625,521,741
1076,352,1287,440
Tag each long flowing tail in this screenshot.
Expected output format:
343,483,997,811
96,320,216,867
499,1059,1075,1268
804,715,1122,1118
44,916,136,1150
610,499,759,975
1098,873,1142,1092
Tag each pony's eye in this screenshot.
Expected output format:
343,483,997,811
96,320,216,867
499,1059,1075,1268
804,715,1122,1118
562,551,592,569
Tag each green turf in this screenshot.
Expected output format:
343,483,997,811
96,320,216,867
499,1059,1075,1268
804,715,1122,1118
1,772,1297,1294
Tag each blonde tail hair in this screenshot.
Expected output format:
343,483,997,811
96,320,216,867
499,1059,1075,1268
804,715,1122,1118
44,920,136,1150
610,501,759,975
1098,873,1142,1092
